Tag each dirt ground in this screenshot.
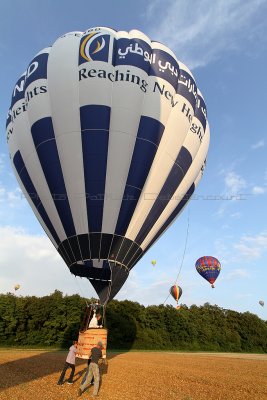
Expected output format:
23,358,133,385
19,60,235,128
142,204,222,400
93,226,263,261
0,350,266,400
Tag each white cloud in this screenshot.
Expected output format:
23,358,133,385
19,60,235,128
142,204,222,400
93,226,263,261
234,232,267,259
0,226,58,266
225,268,250,280
251,140,265,150
224,171,246,195
0,153,5,174
145,0,267,68
235,293,252,299
0,182,24,208
0,227,180,305
252,186,266,195
0,226,94,298
230,212,241,219
214,171,247,217
117,276,171,305
234,243,261,258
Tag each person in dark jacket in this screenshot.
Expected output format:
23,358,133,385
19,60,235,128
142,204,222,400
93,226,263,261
77,341,103,397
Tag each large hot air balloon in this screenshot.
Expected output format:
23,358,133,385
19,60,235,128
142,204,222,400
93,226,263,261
259,300,264,307
195,256,221,288
170,285,182,308
6,27,210,304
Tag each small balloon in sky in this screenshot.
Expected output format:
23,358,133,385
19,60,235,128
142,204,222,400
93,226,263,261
170,285,182,307
195,256,221,288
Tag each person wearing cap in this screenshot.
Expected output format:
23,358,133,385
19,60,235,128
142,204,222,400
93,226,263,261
78,341,103,397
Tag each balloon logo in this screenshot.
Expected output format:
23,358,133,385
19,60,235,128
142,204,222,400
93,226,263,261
7,26,210,304
195,256,221,288
80,33,107,62
170,285,182,308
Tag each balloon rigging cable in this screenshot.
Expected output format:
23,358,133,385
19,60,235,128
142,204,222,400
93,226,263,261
162,208,190,305
174,208,190,285
72,275,90,307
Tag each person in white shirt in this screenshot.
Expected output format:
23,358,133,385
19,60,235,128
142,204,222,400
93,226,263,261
57,340,78,385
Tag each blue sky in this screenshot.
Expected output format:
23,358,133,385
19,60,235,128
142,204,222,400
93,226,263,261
0,0,267,318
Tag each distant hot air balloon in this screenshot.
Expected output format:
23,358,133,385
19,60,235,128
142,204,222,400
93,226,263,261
14,284,20,291
6,26,210,305
151,260,156,266
195,256,221,288
170,285,182,308
259,300,264,307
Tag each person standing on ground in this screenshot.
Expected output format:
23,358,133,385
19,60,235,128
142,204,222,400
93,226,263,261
57,340,78,385
77,341,103,397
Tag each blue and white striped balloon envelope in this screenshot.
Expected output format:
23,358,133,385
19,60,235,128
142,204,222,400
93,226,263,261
6,27,210,304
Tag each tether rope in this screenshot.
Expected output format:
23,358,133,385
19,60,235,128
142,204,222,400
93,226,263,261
163,208,190,305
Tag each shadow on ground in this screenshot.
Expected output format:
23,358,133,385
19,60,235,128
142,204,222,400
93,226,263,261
0,349,123,391
0,300,138,391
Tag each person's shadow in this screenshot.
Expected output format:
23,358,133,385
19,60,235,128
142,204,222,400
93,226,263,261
0,301,137,391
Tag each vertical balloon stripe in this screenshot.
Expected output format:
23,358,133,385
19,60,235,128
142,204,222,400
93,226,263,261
113,37,152,72
115,117,164,235
82,132,107,232
80,104,111,131
31,117,76,238
115,187,141,236
16,48,70,243
58,245,72,266
10,74,27,109
65,236,83,261
140,123,209,251
135,146,192,244
31,117,54,146
195,95,207,131
143,184,195,254
47,32,88,237
178,69,197,109
125,75,193,241
101,30,151,235
174,286,178,300
176,145,193,173
170,285,182,302
13,151,60,245
99,233,113,259
125,246,143,269
149,48,179,91
77,234,91,260
137,116,165,145
24,53,48,90
80,104,110,233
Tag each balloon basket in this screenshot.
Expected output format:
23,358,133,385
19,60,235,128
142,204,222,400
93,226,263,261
76,328,108,360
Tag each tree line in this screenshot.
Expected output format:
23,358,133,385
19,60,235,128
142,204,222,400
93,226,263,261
0,290,266,352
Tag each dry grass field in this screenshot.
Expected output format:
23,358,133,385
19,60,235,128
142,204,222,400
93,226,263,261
0,350,266,400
